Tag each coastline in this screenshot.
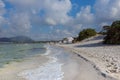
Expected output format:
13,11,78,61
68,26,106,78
58,35,120,80
59,46,116,80
0,54,49,80
0,45,65,80
19,47,64,80
0,41,119,80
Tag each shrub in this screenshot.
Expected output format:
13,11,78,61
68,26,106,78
77,28,97,41
100,26,110,35
104,20,120,44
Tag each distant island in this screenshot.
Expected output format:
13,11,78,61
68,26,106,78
0,36,60,43
0,36,34,43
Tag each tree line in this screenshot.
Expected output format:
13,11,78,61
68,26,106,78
76,20,120,44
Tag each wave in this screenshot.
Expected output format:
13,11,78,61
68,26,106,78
42,44,51,55
18,45,64,80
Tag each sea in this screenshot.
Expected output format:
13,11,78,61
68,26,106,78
0,43,64,80
0,43,46,67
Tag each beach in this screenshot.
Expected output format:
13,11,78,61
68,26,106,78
0,54,49,80
58,35,120,80
0,39,119,80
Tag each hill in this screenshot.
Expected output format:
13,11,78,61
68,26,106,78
0,36,34,43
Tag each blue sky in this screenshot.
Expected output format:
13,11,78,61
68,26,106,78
0,0,120,40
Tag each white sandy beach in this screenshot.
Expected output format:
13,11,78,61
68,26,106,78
59,35,120,80
61,49,116,80
0,39,119,80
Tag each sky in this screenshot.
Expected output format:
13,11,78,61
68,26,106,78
0,0,120,40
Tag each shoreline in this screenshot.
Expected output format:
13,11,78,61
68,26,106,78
0,41,119,80
0,45,65,80
0,54,49,80
0,44,65,80
59,45,116,80
57,35,120,80
19,53,64,80
49,45,115,80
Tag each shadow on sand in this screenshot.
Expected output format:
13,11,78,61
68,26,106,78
75,42,104,47
75,41,120,48
75,35,119,48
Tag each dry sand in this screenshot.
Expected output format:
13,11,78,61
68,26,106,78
61,50,116,80
58,35,120,80
0,54,49,80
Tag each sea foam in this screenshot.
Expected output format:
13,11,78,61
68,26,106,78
18,45,64,80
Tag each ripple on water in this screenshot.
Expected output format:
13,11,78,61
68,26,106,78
18,57,64,80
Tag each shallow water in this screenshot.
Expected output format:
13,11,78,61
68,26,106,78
0,43,46,67
0,44,116,80
19,57,64,80
19,45,64,80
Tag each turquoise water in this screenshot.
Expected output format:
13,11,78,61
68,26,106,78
0,44,65,80
0,43,46,67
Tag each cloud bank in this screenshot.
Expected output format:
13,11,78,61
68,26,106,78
0,0,120,40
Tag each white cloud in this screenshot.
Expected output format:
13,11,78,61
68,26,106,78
2,0,74,39
76,6,94,24
0,0,73,39
46,18,57,25
43,0,72,25
70,0,120,33
95,0,120,22
1,0,120,40
65,5,95,33
0,16,5,25
0,0,6,27
6,0,42,10
8,13,31,35
0,0,5,7
7,0,72,26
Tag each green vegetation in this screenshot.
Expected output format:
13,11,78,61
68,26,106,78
103,20,120,44
77,28,97,41
99,26,110,35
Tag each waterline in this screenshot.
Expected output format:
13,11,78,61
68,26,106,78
18,45,64,80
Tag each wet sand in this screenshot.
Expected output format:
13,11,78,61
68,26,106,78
0,54,49,80
59,48,116,80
